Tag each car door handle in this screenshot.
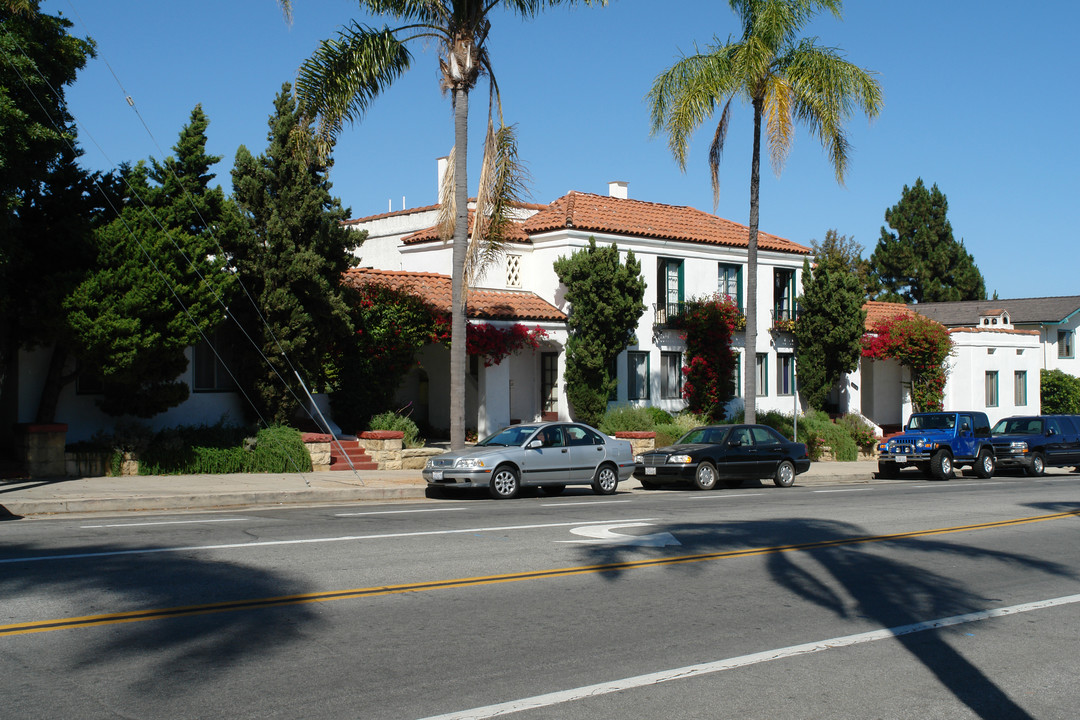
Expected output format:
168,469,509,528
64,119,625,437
561,448,568,453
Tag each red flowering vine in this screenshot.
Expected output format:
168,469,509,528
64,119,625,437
862,313,952,411
463,323,548,367
670,294,740,421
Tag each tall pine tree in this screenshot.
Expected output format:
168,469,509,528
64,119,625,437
66,106,233,417
794,230,868,411
868,179,986,303
221,83,358,426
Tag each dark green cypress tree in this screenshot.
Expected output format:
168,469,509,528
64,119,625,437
220,83,358,426
794,231,868,411
868,179,986,303
553,238,646,426
66,106,233,417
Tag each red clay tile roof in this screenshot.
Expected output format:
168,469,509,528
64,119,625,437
402,209,532,245
343,203,440,226
948,327,1039,336
522,192,810,253
342,268,566,322
862,300,918,331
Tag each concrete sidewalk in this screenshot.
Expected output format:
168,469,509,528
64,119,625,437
0,460,885,518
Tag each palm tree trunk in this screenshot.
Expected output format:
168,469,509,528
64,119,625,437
450,86,470,450
744,98,762,425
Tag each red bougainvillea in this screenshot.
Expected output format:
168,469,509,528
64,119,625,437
862,313,952,411
465,323,548,366
670,294,741,421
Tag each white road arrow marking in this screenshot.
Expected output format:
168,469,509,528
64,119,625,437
559,522,681,547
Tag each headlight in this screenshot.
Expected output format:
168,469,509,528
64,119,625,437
1010,441,1028,452
634,455,643,464
425,458,434,468
667,454,693,464
454,458,486,469
915,438,926,448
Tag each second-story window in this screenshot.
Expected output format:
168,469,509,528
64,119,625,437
1059,330,1074,358
657,258,683,323
718,263,742,310
773,268,796,323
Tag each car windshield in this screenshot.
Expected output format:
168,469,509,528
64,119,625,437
907,414,955,431
677,427,729,445
992,418,1043,435
478,426,538,447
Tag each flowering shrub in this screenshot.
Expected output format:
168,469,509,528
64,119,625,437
465,323,548,367
670,294,740,421
862,313,952,412
772,317,796,332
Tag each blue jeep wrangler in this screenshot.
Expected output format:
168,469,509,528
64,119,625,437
877,411,996,480
990,415,1080,476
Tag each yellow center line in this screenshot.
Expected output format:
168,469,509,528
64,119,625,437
3,509,1077,638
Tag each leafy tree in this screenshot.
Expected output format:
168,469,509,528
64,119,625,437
862,313,952,412
868,178,986,303
1040,369,1080,415
220,84,358,426
66,106,233,417
648,0,882,424
0,1,97,423
553,238,645,426
794,230,868,410
283,0,607,450
671,295,741,421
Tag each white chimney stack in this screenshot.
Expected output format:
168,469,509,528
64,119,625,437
437,156,449,202
608,181,628,199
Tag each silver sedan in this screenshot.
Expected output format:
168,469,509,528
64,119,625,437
423,422,635,499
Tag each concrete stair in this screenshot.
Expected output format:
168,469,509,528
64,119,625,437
328,438,379,471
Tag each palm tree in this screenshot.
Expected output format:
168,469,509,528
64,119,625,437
284,0,605,450
648,0,882,424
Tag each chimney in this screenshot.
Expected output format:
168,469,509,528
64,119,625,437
437,156,449,202
608,181,628,199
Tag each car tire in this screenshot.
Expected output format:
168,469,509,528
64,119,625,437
591,464,619,495
930,450,953,480
489,465,520,499
773,460,796,487
1026,453,1046,477
541,484,566,496
974,449,995,479
878,461,901,479
692,461,718,490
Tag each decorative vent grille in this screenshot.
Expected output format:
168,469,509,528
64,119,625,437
506,254,522,288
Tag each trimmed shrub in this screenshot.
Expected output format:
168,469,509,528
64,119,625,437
598,405,657,435
799,410,858,461
837,414,877,451
136,424,311,474
368,410,424,448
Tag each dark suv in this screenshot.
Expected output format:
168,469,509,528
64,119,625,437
990,415,1080,476
877,411,995,480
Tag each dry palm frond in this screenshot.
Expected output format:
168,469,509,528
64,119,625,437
436,146,456,244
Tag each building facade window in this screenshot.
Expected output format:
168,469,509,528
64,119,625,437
777,354,794,396
628,351,650,400
660,351,683,400
1014,370,1027,406
1058,330,1074,358
193,330,238,392
506,254,522,288
756,353,768,397
657,258,684,323
985,370,999,407
773,268,796,322
718,263,742,311
541,352,559,416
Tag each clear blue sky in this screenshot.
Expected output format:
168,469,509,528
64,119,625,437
44,0,1080,300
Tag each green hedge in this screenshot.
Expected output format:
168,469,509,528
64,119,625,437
136,424,311,475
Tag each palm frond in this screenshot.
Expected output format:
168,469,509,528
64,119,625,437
762,73,794,175
294,22,415,159
466,121,530,288
708,99,732,210
436,146,457,244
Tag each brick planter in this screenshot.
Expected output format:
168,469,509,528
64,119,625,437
615,431,656,457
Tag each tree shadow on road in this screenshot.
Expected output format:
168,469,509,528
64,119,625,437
0,540,323,701
574,504,1080,720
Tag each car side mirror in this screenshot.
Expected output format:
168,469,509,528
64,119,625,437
728,440,742,447
528,440,543,449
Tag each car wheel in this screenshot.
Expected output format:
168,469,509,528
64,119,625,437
592,464,619,495
541,484,566,496
489,465,520,499
773,460,796,488
1026,453,1046,477
929,450,953,480
974,449,995,479
692,461,718,490
878,461,901,479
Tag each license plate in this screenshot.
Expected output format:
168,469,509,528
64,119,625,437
645,467,656,475
895,456,906,464
432,470,443,480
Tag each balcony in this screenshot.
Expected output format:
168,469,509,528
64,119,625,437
654,302,746,329
771,307,797,332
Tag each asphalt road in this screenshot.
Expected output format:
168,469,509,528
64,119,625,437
2,475,1079,719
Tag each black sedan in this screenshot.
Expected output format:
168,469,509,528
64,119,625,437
633,424,811,490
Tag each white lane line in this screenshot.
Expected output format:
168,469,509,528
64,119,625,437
539,500,632,507
335,508,468,517
419,593,1080,720
0,517,656,565
80,518,247,529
